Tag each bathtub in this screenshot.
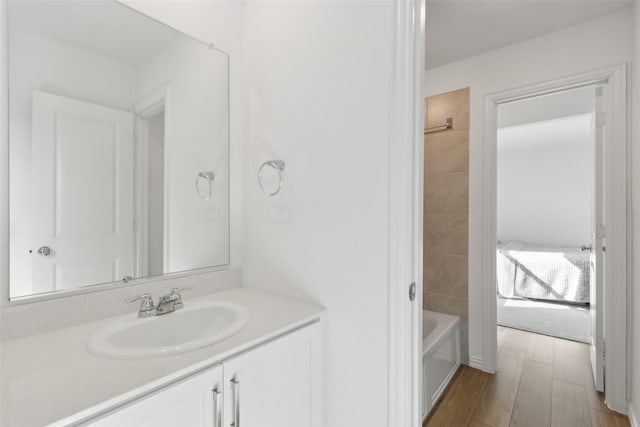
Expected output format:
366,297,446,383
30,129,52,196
422,310,461,420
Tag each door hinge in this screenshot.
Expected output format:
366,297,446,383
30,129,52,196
596,224,606,239
409,282,416,302
596,112,606,127
132,219,138,232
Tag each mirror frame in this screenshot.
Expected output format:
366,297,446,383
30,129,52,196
0,0,231,306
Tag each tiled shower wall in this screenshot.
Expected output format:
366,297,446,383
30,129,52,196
423,88,470,364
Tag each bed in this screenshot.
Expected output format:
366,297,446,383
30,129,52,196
497,241,590,304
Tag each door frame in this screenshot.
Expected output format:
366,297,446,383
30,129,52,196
482,64,628,412
132,85,170,278
388,0,425,425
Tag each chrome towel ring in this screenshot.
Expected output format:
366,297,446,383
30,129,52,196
195,171,215,199
258,160,285,196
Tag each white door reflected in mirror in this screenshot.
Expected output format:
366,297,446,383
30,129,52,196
31,91,135,294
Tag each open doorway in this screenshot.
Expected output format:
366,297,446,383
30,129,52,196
422,1,631,420
145,110,165,277
133,86,168,280
495,86,597,345
492,78,613,396
479,64,628,414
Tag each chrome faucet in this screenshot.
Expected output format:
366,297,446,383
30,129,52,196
125,287,192,318
156,287,187,315
124,292,156,318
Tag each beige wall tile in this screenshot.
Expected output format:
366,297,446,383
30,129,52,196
425,292,468,316
424,214,468,255
424,172,468,214
424,254,468,299
425,87,470,131
423,88,469,366
424,129,469,174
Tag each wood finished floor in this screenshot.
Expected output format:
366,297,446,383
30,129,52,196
424,327,630,427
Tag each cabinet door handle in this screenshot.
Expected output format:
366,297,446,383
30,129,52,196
230,378,240,427
211,387,221,427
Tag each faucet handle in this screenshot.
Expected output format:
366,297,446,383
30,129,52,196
125,292,155,316
171,286,193,296
170,286,193,310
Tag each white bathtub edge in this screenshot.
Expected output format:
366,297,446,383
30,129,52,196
422,310,461,421
423,310,460,353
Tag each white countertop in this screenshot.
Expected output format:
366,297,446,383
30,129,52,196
0,288,324,427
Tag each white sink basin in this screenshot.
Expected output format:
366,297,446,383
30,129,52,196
87,301,250,360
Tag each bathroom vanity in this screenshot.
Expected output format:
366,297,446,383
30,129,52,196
0,289,324,427
1,3,324,426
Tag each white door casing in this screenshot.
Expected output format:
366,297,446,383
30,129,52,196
389,0,425,426
482,64,627,412
31,90,134,293
589,85,605,391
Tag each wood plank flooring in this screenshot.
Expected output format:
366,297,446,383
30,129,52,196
424,327,630,427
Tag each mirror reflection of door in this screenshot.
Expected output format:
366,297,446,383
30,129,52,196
31,91,134,294
8,1,230,300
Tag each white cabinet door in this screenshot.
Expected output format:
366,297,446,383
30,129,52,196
223,329,312,427
82,324,320,427
88,365,223,427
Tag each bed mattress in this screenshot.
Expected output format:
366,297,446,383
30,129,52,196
497,241,590,303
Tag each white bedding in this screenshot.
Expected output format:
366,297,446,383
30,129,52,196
497,241,590,303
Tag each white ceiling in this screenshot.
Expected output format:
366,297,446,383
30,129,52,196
426,0,633,69
9,1,180,67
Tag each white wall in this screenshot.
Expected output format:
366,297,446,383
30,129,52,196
497,85,593,128
1,3,7,418
497,116,592,247
242,2,395,425
630,1,640,424
8,31,136,297
425,10,632,369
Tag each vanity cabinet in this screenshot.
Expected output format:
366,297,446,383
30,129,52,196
223,326,312,427
86,323,318,427
89,365,223,427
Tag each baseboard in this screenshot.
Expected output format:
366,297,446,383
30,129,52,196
469,355,484,370
629,404,639,427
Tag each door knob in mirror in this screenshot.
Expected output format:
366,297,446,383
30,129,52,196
37,246,52,256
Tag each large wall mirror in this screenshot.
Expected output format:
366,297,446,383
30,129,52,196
7,1,230,300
